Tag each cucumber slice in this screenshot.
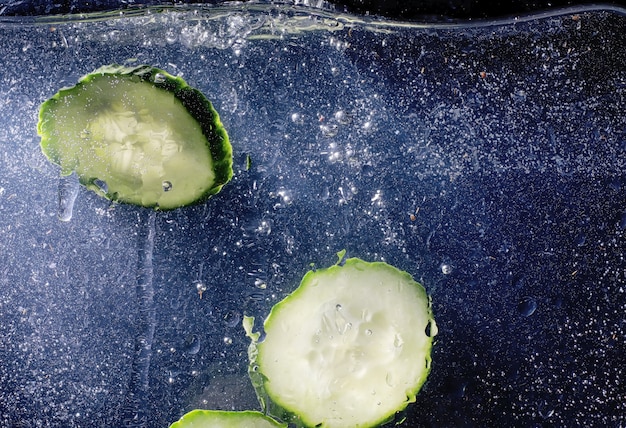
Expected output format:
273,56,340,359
169,409,286,428
244,252,437,428
38,64,232,210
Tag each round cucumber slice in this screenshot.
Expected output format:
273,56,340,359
169,409,286,428
38,64,232,210
244,252,437,428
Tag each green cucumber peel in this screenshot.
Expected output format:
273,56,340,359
169,409,286,428
245,254,437,428
38,64,233,210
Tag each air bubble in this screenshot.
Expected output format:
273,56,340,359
334,110,352,125
223,310,241,328
290,112,304,125
256,220,272,235
440,263,453,275
93,178,108,193
365,329,373,336
153,73,166,84
162,181,172,192
195,281,207,299
517,296,538,317
320,123,338,137
619,211,626,230
574,232,586,246
181,334,200,355
425,320,437,337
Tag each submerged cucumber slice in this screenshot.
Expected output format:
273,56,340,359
169,409,286,428
245,253,437,428
38,64,232,210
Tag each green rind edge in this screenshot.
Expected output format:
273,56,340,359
37,63,233,210
169,409,287,428
244,256,437,428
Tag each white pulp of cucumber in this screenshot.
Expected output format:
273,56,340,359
252,258,435,427
54,76,215,209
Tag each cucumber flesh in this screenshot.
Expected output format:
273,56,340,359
38,64,232,210
169,409,286,428
245,254,437,428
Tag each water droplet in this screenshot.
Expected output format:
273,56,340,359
162,181,172,192
58,172,79,222
223,336,233,345
153,73,166,84
335,304,342,311
365,329,373,336
517,297,538,317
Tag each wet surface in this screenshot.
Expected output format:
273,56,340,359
0,4,625,427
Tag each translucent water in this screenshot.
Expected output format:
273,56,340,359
57,172,79,221
0,3,625,427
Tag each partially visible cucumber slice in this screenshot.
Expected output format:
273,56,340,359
169,409,286,428
245,253,437,428
38,64,232,210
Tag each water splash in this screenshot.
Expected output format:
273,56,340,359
122,209,156,427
